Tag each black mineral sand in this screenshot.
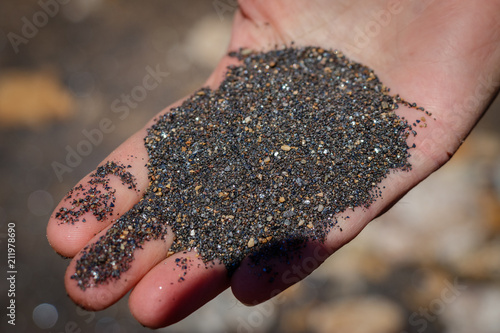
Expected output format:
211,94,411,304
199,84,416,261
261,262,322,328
70,46,427,289
55,161,137,224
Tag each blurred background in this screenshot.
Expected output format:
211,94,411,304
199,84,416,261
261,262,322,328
0,1,499,332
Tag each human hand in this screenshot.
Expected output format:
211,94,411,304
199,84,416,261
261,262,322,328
47,0,500,328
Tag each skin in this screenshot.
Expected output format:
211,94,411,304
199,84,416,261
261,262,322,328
47,0,500,328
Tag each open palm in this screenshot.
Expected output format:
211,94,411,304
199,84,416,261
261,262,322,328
47,0,500,328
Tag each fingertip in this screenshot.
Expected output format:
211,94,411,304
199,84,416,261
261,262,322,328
231,240,331,305
64,258,119,311
129,253,229,328
47,151,148,257
47,217,99,258
230,256,288,306
65,234,172,311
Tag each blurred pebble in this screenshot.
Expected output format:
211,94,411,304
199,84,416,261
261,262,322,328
280,305,314,333
406,267,455,308
27,190,54,216
443,286,500,333
95,317,121,333
307,296,405,333
183,14,232,68
0,70,74,128
32,303,58,329
481,189,500,235
454,242,500,280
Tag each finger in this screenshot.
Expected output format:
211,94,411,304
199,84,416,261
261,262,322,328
231,239,332,305
64,222,173,311
129,253,229,328
47,130,150,258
